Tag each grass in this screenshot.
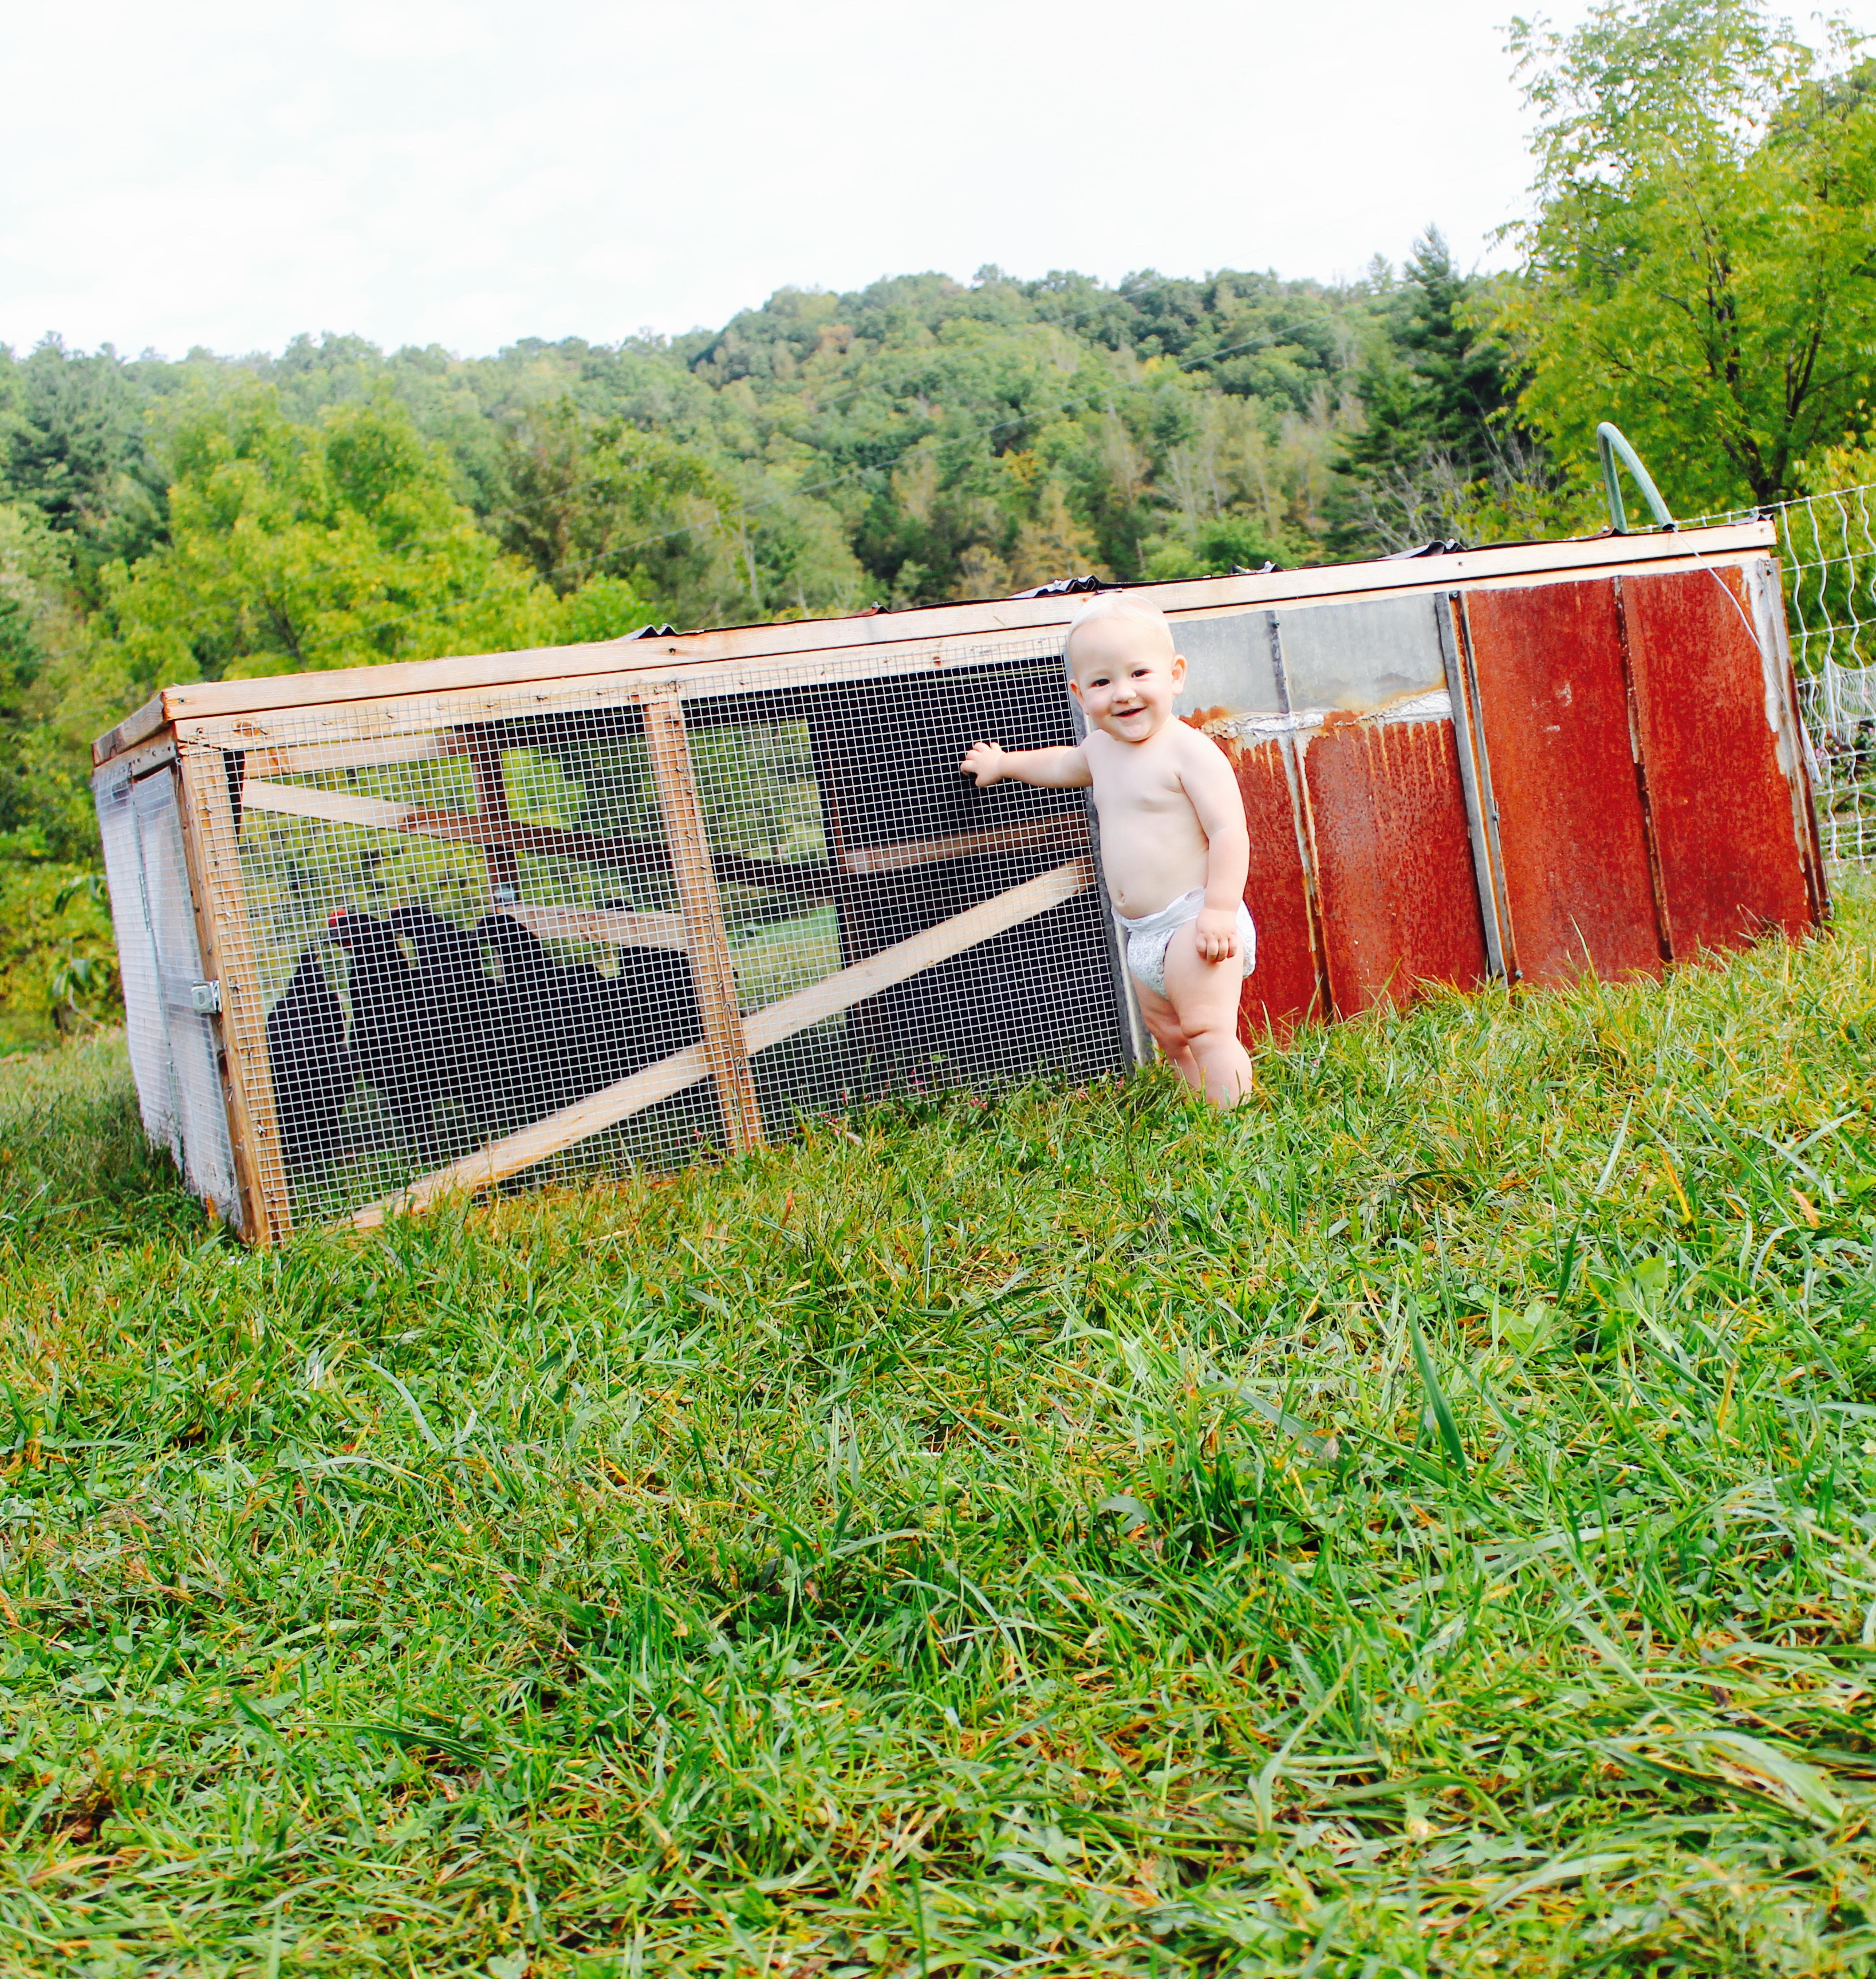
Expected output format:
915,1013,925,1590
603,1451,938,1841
3,897,1876,1976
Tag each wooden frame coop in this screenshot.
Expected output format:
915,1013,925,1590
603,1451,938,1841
92,519,1824,1246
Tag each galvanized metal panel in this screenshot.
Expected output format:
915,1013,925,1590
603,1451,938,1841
1620,566,1818,950
1277,594,1448,715
1303,715,1488,1015
1464,581,1666,984
1227,734,1324,1035
1174,613,1283,723
93,760,177,1161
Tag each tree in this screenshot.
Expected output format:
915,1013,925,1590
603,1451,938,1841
78,386,599,719
0,504,92,865
1500,0,1876,513
494,400,733,600
0,338,167,589
1327,234,1575,554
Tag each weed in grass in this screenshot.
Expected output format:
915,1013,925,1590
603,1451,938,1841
3,908,1876,1972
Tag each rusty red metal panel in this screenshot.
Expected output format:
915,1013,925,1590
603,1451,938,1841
1465,581,1666,985
1301,714,1488,1016
1226,734,1325,1037
1619,567,1818,951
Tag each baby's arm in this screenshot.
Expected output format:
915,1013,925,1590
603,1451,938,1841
1180,733,1251,963
959,740,1091,789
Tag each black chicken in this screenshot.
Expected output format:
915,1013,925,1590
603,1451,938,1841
476,912,704,1128
606,941,704,1074
326,910,438,1163
389,903,502,1149
475,912,596,1121
265,944,353,1177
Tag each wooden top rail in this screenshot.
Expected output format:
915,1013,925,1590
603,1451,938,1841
95,523,1776,763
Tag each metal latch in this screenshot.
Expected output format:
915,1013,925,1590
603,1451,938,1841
189,980,222,1015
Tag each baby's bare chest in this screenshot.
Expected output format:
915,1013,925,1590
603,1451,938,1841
1090,758,1199,827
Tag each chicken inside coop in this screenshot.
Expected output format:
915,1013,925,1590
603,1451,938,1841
267,906,706,1180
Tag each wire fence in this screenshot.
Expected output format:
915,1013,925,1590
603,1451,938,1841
1674,484,1876,864
1761,485,1876,865
94,644,1134,1238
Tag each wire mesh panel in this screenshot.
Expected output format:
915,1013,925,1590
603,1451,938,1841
181,642,1131,1233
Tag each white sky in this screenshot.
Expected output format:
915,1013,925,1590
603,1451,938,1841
1,0,1865,360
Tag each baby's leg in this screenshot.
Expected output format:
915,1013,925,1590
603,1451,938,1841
1130,977,1207,1095
1160,923,1256,1109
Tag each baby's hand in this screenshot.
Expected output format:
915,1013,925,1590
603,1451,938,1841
1193,906,1240,964
960,740,1006,787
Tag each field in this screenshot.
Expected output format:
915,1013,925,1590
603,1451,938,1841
3,897,1876,1978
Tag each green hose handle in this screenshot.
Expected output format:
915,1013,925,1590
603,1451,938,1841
1597,423,1676,533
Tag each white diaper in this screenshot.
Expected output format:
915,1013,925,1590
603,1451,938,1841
1114,888,1256,998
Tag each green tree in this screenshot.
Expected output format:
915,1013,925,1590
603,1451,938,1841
1327,234,1577,554
78,386,580,718
0,338,167,589
492,399,739,617
0,504,91,864
1501,0,1876,513
1142,513,1288,580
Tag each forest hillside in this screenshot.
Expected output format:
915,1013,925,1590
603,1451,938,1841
6,0,1876,1048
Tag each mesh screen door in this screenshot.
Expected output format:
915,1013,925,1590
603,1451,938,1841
93,757,243,1228
203,646,1133,1232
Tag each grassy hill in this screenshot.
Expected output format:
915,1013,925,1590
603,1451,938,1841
3,899,1875,1975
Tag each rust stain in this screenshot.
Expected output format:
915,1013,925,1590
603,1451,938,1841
1619,567,1818,951
1303,718,1487,1016
1465,580,1665,985
1227,735,1325,1037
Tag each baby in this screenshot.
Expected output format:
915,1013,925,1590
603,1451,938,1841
960,594,1256,1107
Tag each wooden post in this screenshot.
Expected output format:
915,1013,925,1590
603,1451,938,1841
175,748,294,1245
464,727,522,897
642,696,766,1153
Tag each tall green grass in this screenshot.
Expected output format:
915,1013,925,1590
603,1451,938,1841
3,899,1876,1976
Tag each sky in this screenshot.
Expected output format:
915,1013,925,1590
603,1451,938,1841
0,0,1857,362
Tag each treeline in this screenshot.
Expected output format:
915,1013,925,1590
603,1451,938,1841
1,245,1527,859
5,0,1875,1047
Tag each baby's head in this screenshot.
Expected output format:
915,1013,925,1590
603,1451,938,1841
1063,593,1177,680
1064,594,1185,742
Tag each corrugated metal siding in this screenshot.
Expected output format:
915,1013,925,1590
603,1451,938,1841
1463,581,1666,985
1619,566,1816,952
1303,715,1488,1015
1229,735,1323,1036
